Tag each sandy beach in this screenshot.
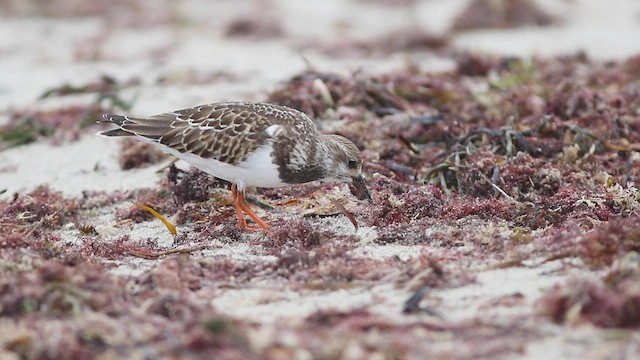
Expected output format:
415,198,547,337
2,0,640,359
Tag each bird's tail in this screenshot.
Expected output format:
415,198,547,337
97,114,135,137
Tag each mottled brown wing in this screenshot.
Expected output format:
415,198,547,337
119,102,313,164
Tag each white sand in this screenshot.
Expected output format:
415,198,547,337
2,0,639,357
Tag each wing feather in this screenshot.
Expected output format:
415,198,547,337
101,101,317,164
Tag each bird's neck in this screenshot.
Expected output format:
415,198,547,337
312,134,342,179
275,135,328,184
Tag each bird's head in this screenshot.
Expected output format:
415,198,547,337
322,134,372,202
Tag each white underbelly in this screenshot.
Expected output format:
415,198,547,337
137,137,286,191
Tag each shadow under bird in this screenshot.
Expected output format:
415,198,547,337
98,101,371,231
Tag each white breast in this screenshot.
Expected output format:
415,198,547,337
140,137,286,192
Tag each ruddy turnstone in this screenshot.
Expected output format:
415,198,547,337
99,101,371,231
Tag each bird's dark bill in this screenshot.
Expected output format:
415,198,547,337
350,175,372,202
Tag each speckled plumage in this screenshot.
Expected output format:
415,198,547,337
99,101,371,231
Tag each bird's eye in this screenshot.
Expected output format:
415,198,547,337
347,159,358,169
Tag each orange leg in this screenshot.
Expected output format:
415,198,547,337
231,184,248,229
231,184,270,231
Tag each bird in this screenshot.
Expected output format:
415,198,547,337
98,101,371,231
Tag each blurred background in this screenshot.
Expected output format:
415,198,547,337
2,0,640,114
